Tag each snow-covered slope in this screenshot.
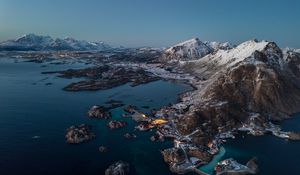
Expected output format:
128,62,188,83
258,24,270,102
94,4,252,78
176,39,300,136
204,41,233,51
163,38,234,61
48,37,110,51
203,40,270,66
183,39,285,78
0,34,111,51
164,38,213,60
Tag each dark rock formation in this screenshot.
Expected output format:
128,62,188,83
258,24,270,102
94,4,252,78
45,65,110,79
123,105,139,114
44,66,160,91
124,133,137,139
187,147,212,163
105,99,125,109
287,132,300,140
99,146,108,153
175,40,300,144
246,157,259,174
87,105,111,119
161,148,186,164
105,161,130,175
285,50,300,78
65,124,95,144
107,120,127,129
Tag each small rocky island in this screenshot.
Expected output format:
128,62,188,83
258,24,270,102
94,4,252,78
105,161,130,175
107,120,127,129
87,105,112,119
98,146,108,153
65,124,96,144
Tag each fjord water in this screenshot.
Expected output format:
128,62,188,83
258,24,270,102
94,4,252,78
200,113,300,175
0,57,191,175
1,57,300,175
222,113,300,175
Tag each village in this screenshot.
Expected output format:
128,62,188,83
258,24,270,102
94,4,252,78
127,106,257,175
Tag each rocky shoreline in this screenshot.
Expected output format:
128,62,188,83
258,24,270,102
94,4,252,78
43,65,160,91
105,161,130,175
6,38,300,175
65,124,96,144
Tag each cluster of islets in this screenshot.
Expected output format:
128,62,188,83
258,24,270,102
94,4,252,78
65,100,141,175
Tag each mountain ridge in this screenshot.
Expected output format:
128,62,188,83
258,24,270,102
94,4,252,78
174,39,300,137
0,33,111,51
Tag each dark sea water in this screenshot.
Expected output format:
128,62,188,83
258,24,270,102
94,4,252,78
1,57,300,175
222,114,300,175
0,58,191,175
200,113,300,175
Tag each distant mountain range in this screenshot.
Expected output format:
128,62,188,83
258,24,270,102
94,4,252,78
1,34,299,60
0,34,111,51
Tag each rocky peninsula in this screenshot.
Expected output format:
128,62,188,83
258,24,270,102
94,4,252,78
43,65,160,91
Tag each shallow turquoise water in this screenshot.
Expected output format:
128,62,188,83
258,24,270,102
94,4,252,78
221,114,300,175
0,57,191,175
198,113,300,175
199,147,226,174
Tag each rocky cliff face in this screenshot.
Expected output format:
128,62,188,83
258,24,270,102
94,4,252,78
174,40,300,139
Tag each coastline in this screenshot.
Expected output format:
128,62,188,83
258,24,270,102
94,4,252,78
1,51,300,175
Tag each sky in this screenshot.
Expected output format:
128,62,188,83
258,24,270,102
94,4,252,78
0,0,300,48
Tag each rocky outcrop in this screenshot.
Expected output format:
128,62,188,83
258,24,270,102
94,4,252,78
187,147,212,162
105,99,125,109
285,50,300,78
123,105,139,114
105,161,130,175
107,120,127,129
246,157,259,174
43,66,160,91
99,146,108,153
65,124,96,144
287,132,300,140
124,133,137,139
161,148,186,164
87,105,111,119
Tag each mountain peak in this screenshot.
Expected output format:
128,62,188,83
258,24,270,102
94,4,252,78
204,39,271,66
15,33,52,42
0,34,110,51
174,38,201,46
164,38,213,61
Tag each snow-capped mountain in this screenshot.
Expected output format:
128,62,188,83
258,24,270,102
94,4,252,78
0,34,111,51
184,39,285,77
176,39,300,137
163,38,233,61
204,41,233,51
48,37,110,51
164,38,213,61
